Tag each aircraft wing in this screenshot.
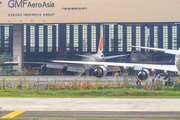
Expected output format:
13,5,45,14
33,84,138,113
75,54,92,58
0,62,18,66
104,54,129,59
24,61,84,72
46,63,84,72
130,46,180,55
51,60,178,72
75,54,129,59
0,56,20,66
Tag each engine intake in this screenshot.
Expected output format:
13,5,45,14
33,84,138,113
41,64,47,71
93,66,107,78
137,69,150,80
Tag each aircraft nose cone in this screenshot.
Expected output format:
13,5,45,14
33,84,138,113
175,58,180,71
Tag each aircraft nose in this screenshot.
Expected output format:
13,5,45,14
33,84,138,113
175,58,180,71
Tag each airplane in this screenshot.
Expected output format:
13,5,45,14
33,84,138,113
130,35,151,63
26,31,129,76
129,36,173,64
51,46,179,81
72,31,129,70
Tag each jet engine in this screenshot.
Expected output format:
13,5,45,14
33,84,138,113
41,64,47,71
136,69,150,81
93,66,107,78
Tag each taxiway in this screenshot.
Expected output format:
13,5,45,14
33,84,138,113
1,98,180,119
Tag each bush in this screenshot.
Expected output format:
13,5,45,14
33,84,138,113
97,85,103,90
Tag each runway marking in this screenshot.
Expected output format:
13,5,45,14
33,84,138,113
3,110,180,112
1,110,25,118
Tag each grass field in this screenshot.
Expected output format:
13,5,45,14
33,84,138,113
1,118,180,120
0,88,180,97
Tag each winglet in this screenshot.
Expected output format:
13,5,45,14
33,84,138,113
98,30,103,54
17,56,20,63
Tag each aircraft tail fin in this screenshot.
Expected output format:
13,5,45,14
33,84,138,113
97,30,103,54
169,58,173,63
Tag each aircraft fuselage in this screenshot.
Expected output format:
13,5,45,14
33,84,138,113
82,53,105,70
175,55,180,74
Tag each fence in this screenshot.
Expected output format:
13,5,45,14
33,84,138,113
0,76,180,90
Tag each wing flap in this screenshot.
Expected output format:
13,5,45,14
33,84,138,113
104,54,129,59
67,66,84,72
46,64,65,69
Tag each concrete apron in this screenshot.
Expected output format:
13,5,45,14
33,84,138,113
0,98,180,111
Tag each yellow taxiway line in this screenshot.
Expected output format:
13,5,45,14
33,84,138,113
1,110,25,118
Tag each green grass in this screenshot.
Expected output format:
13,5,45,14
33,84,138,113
0,88,180,98
0,118,180,120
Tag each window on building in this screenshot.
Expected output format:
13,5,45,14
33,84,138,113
154,26,158,48
56,24,59,52
127,26,132,52
83,25,87,52
109,24,114,52
145,27,150,47
30,26,35,52
66,25,70,51
172,25,177,50
47,25,52,52
24,25,26,52
136,26,141,50
163,25,168,49
39,25,43,52
4,26,9,53
118,25,123,52
91,25,96,52
74,25,78,52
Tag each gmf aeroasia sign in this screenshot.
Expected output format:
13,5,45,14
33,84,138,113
8,0,54,8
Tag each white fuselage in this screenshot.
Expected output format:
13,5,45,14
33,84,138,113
175,55,180,74
82,53,105,70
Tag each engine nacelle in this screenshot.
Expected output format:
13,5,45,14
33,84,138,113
136,69,150,81
41,64,47,71
93,66,107,78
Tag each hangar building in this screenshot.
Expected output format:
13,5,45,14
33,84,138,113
0,0,180,70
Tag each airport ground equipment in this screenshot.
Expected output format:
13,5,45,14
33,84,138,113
74,68,86,81
55,69,63,75
163,81,174,90
112,66,121,76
